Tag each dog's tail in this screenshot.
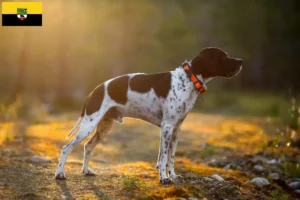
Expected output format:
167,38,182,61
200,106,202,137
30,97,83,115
66,117,83,139
66,95,90,139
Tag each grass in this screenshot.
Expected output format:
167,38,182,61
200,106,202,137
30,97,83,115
121,177,149,191
0,92,298,199
283,162,300,178
270,190,289,200
4,134,12,142
0,111,294,199
199,145,219,159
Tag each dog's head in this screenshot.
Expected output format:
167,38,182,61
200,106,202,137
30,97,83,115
191,47,243,79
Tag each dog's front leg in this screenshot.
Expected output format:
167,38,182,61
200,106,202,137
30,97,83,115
167,122,183,180
156,142,163,169
157,123,175,184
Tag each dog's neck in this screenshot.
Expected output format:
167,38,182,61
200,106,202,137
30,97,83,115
184,60,214,84
173,61,214,95
171,68,199,96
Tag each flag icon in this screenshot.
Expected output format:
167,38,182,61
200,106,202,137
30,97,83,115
2,2,42,26
17,8,27,21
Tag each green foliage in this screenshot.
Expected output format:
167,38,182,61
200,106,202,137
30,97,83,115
196,91,289,117
1,0,300,116
270,190,289,200
2,0,300,102
156,5,197,65
0,96,28,142
283,162,300,178
4,134,12,142
200,145,219,159
1,95,52,124
100,197,111,200
277,97,300,148
0,96,24,121
121,177,148,191
286,98,300,130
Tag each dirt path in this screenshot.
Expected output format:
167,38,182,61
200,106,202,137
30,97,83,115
0,113,296,199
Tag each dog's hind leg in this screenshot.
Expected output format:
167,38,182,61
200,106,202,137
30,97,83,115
82,117,113,175
55,108,109,180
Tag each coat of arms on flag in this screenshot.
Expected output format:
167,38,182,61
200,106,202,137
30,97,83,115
17,8,27,20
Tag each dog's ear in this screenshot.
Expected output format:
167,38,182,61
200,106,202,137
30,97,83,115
191,54,212,77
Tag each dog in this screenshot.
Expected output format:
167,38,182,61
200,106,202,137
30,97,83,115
55,47,243,184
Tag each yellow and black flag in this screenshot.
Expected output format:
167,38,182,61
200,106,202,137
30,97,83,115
2,2,42,26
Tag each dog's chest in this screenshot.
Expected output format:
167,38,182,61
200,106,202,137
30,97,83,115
163,70,199,118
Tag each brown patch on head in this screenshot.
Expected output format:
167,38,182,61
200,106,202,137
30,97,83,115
191,47,243,79
199,47,228,58
82,84,105,116
129,72,171,98
107,75,129,105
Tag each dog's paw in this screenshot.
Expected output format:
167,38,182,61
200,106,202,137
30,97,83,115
82,168,96,176
55,172,66,180
170,174,183,180
160,178,173,185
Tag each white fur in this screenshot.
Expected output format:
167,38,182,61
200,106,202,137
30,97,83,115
55,65,201,182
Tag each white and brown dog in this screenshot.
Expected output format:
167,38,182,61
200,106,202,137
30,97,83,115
55,47,243,184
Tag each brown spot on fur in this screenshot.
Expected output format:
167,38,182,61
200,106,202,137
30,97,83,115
85,84,105,116
105,107,120,121
107,76,129,105
129,72,171,98
80,94,90,117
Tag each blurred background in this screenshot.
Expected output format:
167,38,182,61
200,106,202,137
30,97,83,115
0,1,300,198
0,0,299,120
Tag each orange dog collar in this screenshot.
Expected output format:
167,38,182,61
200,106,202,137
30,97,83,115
183,63,207,94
